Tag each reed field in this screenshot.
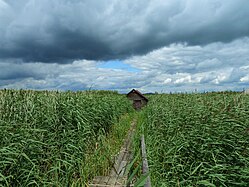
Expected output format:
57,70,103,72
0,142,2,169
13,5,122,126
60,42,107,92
136,92,249,186
1,89,249,187
0,89,133,186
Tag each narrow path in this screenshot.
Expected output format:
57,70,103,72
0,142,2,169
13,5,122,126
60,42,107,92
88,120,136,187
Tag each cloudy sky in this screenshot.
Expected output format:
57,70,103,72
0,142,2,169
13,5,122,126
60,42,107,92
1,0,249,93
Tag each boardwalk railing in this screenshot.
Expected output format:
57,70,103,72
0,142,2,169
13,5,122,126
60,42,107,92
141,135,151,187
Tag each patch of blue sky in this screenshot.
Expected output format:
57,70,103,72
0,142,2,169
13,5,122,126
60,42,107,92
98,60,140,72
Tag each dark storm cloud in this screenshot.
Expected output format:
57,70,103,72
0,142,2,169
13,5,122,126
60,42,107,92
0,61,56,80
1,0,249,62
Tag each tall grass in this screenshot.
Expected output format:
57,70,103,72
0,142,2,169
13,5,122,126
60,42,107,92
136,92,249,186
0,89,133,186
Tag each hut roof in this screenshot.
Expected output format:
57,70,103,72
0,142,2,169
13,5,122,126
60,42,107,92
127,89,148,101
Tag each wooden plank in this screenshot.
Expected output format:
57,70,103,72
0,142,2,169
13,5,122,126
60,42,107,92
89,176,107,187
89,184,126,187
110,148,126,176
106,176,118,185
106,176,127,186
89,176,126,186
141,135,151,187
123,150,131,160
99,176,110,185
117,161,127,176
115,176,127,185
92,176,104,184
89,120,136,187
110,121,136,177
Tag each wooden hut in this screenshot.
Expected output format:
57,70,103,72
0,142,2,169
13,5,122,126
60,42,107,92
127,89,148,110
244,89,249,94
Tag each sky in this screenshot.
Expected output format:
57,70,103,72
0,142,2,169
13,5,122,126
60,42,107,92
1,0,249,93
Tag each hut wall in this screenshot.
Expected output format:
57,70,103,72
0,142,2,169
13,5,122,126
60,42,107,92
244,89,249,94
127,92,143,100
141,99,148,106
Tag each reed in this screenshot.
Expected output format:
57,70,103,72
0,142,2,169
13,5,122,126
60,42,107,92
136,92,249,186
0,89,133,186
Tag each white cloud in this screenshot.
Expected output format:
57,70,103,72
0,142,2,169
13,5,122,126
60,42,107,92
1,37,249,93
0,60,143,92
123,37,249,92
240,76,249,83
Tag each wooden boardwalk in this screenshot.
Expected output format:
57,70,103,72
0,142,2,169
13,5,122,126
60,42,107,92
89,121,136,187
89,176,128,187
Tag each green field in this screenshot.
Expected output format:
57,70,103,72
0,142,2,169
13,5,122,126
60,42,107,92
0,89,133,186
0,90,249,186
135,92,249,186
